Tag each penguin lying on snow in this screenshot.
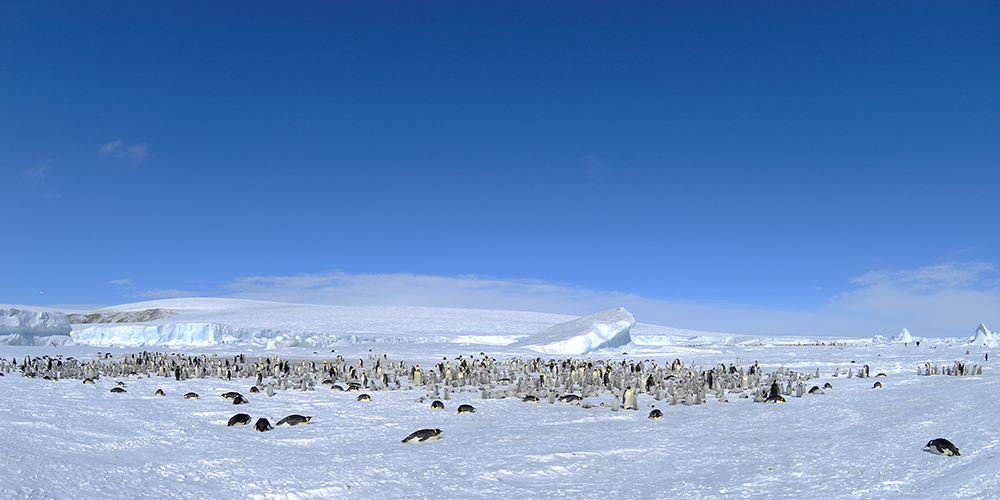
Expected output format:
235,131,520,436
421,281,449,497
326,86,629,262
402,429,441,443
925,438,960,456
228,413,251,426
221,391,244,401
276,415,311,426
430,400,445,410
457,404,476,414
184,392,199,400
110,387,126,394
254,418,273,432
648,409,663,420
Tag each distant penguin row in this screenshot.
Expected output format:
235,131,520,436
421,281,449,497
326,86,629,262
4,350,903,417
917,361,983,377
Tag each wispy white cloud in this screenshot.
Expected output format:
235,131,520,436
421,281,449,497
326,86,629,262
224,272,637,315
220,264,1000,339
100,140,149,162
132,289,203,299
22,165,50,179
109,278,133,286
848,262,995,290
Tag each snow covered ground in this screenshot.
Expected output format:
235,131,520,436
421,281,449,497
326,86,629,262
1,299,997,499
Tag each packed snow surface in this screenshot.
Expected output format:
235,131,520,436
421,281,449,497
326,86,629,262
1,298,998,499
509,307,635,355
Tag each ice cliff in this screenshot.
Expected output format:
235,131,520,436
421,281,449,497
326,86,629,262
0,308,72,346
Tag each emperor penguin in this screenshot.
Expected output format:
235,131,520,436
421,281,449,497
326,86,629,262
222,391,243,401
925,438,960,456
227,413,251,426
623,386,635,410
276,414,312,426
254,418,273,432
402,428,441,443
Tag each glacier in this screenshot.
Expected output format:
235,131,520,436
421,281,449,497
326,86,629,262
0,308,72,346
509,307,635,355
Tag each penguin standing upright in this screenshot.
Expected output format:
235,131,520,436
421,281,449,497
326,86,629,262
623,386,635,410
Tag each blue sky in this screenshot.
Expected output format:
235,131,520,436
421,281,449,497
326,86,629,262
3,2,998,337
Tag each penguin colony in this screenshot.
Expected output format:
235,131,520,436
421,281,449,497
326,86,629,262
0,351,874,409
916,361,983,377
0,351,969,450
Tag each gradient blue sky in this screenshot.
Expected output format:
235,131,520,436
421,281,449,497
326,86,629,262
3,2,998,337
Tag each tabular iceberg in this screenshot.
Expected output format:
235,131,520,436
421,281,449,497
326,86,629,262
509,307,635,355
0,308,72,346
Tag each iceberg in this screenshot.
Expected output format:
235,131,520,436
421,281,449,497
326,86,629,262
891,328,913,344
970,324,998,348
509,307,635,355
0,308,72,346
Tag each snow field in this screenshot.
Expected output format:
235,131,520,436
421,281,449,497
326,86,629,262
2,342,998,499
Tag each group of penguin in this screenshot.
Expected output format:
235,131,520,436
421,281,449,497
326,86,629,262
0,351,965,453
227,412,312,432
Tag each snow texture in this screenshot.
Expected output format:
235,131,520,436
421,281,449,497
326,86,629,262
0,308,72,346
509,307,635,355
0,298,997,500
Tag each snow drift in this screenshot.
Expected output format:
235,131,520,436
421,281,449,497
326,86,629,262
509,307,635,355
0,308,72,346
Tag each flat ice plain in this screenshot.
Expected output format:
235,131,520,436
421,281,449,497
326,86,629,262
1,299,997,499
